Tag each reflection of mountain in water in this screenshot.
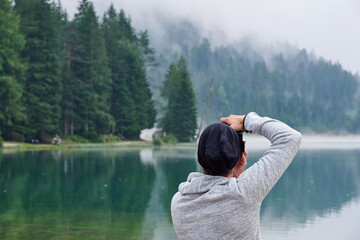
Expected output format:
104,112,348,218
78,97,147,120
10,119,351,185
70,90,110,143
259,150,360,223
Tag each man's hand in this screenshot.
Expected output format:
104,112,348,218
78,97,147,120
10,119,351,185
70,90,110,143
220,114,245,132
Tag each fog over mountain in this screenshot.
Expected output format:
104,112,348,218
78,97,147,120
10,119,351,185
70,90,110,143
55,0,360,134
60,0,360,75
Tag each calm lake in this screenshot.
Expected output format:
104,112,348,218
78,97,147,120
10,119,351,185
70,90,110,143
1,138,360,239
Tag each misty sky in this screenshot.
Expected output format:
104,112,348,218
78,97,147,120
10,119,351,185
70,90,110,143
60,0,360,74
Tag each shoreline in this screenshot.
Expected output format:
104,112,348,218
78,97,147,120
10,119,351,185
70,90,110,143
1,140,154,150
2,135,360,151
245,134,360,150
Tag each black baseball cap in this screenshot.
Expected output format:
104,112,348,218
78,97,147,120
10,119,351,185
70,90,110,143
198,123,240,175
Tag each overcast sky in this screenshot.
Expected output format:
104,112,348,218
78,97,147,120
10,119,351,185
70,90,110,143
60,0,360,74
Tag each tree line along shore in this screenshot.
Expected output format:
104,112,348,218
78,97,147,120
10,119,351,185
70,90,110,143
2,0,360,148
0,0,197,146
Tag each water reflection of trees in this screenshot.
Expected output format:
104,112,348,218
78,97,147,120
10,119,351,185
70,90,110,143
1,148,359,239
0,149,156,240
155,149,360,226
153,148,198,220
259,150,360,223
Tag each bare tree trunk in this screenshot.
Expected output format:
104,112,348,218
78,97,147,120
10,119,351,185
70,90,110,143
196,80,214,140
71,115,74,135
64,29,72,135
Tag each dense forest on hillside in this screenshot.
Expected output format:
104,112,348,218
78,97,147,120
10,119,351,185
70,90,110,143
1,0,360,145
150,35,360,133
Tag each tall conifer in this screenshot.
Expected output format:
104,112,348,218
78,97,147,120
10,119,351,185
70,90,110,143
0,0,27,140
102,5,156,139
161,57,197,142
72,0,112,139
60,13,76,135
102,5,137,138
15,0,62,140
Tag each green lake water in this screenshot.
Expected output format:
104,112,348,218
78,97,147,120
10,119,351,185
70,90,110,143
0,146,360,239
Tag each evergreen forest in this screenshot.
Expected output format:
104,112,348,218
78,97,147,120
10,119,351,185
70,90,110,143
1,0,161,142
151,35,360,134
1,0,360,145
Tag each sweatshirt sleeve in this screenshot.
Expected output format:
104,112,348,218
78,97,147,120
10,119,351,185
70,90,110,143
238,112,302,202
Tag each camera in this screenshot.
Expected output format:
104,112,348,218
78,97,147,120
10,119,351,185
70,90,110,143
237,131,245,155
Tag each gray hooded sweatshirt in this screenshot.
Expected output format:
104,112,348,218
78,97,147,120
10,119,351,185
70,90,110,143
171,112,302,240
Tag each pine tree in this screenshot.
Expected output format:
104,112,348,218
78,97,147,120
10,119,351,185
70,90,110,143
118,9,137,42
102,5,155,139
71,0,113,140
117,9,156,136
15,0,62,140
60,13,76,135
102,5,136,138
0,0,27,140
161,63,178,133
161,57,197,142
138,30,156,67
49,0,77,137
126,42,156,132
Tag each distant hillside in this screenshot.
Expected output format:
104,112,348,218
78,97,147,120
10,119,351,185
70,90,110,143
147,21,360,134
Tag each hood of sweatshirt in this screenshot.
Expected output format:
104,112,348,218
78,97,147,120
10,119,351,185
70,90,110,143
178,172,233,195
